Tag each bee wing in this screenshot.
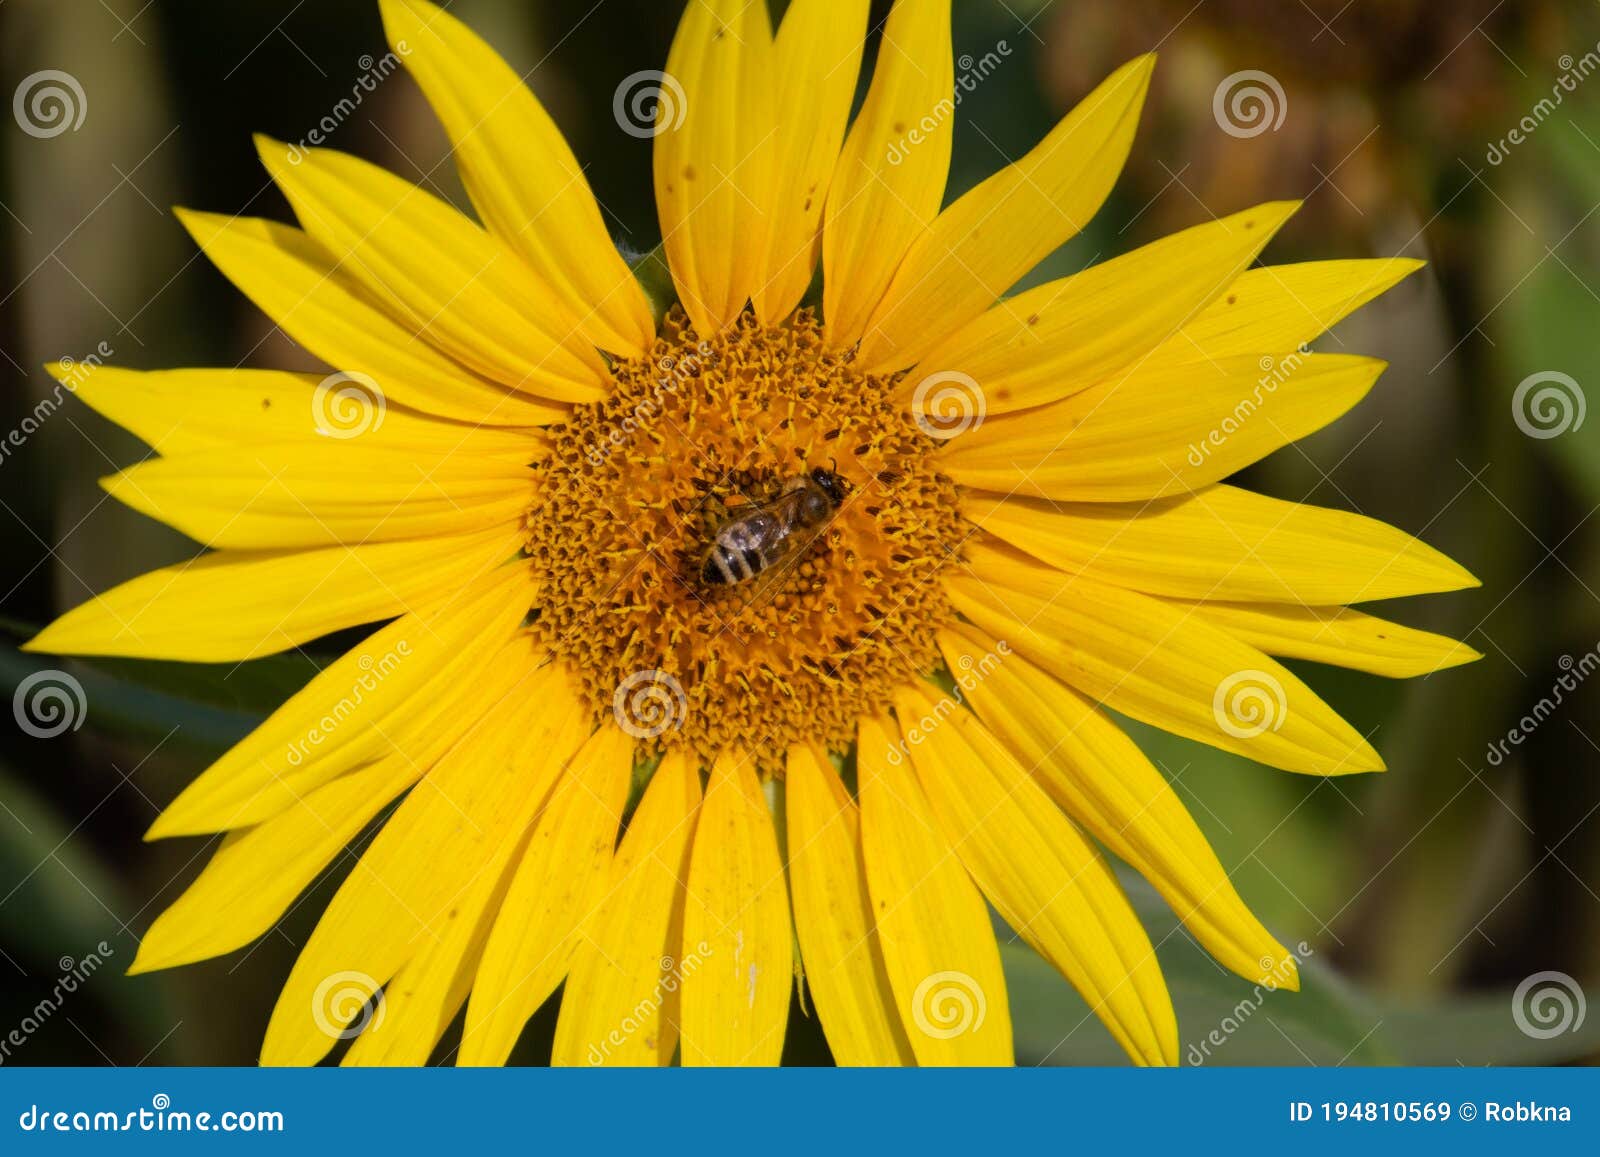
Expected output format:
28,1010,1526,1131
724,501,831,615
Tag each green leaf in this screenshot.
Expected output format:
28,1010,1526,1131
1382,990,1600,1065
1002,875,1391,1066
624,243,677,323
0,646,259,754
1003,875,1598,1066
85,652,318,717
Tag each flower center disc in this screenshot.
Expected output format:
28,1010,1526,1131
527,308,962,770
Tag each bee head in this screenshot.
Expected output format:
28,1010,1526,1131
811,466,847,508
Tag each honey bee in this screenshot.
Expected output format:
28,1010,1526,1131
700,467,848,589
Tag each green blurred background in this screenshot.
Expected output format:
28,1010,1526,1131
1,0,1597,1065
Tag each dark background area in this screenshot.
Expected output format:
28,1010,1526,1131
0,0,1597,1065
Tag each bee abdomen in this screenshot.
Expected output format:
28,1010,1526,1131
702,543,770,586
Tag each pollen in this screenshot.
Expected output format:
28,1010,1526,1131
526,307,964,771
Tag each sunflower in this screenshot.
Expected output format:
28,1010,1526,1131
27,0,1479,1067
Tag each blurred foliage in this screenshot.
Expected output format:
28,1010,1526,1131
1,0,1597,1066
1007,878,1600,1066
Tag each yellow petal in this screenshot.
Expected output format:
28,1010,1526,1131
678,750,791,1066
902,202,1297,411
654,0,773,336
131,758,419,975
946,561,1385,775
340,868,501,1067
937,622,1297,991
960,483,1479,604
892,683,1176,1066
785,742,914,1066
378,0,653,357
1150,258,1425,365
823,0,953,346
47,364,542,458
750,0,869,324
257,138,608,402
860,56,1156,373
342,703,586,1068
1168,601,1482,678
175,210,564,427
939,353,1383,502
857,715,1012,1066
132,636,551,976
260,675,581,1066
459,723,634,1066
551,751,702,1067
148,563,536,836
102,441,532,550
26,527,521,661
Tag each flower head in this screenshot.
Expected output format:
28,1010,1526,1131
29,0,1478,1066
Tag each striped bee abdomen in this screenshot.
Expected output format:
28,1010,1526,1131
701,513,779,586
697,469,846,590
